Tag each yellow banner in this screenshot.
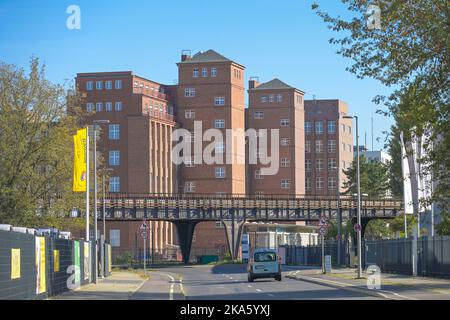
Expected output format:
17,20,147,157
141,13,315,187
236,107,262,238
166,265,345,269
11,248,21,279
53,250,60,272
35,237,46,294
73,128,87,192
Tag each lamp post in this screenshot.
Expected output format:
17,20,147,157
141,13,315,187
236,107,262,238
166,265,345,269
92,120,110,284
100,168,113,278
343,115,362,278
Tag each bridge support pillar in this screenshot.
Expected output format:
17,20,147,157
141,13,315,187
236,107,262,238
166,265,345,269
222,218,245,261
173,221,199,265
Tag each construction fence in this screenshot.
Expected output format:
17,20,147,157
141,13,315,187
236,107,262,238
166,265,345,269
0,229,112,299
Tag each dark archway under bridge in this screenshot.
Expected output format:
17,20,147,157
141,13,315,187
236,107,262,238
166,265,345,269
96,194,402,264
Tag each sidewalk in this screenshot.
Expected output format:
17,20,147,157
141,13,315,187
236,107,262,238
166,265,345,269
51,270,147,300
286,267,450,300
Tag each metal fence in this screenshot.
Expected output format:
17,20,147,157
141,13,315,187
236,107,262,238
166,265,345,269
284,236,450,278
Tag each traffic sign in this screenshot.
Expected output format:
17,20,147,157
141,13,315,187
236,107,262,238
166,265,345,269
140,220,148,231
319,227,327,236
319,217,327,226
140,231,148,239
354,223,361,232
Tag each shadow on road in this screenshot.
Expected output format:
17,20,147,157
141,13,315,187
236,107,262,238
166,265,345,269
211,264,247,275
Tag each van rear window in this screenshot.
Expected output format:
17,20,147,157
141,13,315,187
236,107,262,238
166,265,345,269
254,252,276,262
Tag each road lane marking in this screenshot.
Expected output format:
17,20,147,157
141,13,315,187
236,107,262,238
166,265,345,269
151,272,175,300
268,293,275,297
256,289,262,292
248,285,253,288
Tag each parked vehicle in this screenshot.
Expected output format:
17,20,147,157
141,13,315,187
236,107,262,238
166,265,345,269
247,249,282,282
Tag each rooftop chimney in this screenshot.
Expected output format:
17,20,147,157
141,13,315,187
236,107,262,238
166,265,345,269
249,76,260,89
181,49,192,62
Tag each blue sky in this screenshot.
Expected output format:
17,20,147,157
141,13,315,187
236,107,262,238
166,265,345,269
0,0,393,150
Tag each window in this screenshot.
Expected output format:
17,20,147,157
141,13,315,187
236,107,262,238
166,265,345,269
202,67,207,77
255,169,263,180
115,80,122,89
184,88,196,97
254,111,264,119
342,143,346,152
109,151,120,166
281,179,291,189
328,177,336,190
328,158,337,171
109,124,120,140
215,167,226,178
214,97,225,106
211,68,217,77
348,144,352,153
215,221,224,228
215,142,225,153
316,177,324,190
305,159,312,172
214,119,225,128
297,95,303,104
305,122,312,134
86,81,93,91
328,121,336,134
109,177,120,192
115,101,123,111
342,161,346,169
280,119,290,126
316,159,324,172
342,124,346,133
316,140,324,153
134,81,139,88
86,103,94,112
96,81,103,90
105,102,112,112
306,178,312,191
281,158,290,167
306,141,312,153
184,182,195,193
185,110,195,119
315,121,324,134
328,140,336,153
96,102,103,112
193,68,199,77
105,81,112,90
109,230,120,247
261,96,268,103
269,94,275,103
281,138,291,146
348,126,352,134
277,94,283,103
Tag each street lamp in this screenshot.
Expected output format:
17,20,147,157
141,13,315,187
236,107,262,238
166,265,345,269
100,167,113,278
343,115,363,278
92,119,110,284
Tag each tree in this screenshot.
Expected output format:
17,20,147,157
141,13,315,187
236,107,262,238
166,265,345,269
436,213,450,236
312,0,449,219
386,125,403,198
343,155,390,197
0,58,86,230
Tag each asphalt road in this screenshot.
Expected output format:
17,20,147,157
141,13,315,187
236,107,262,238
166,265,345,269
133,264,381,300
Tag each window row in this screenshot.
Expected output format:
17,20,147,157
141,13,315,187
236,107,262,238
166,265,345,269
305,159,338,172
86,80,122,91
86,102,123,112
305,177,338,191
305,121,337,134
193,67,217,78
260,94,283,103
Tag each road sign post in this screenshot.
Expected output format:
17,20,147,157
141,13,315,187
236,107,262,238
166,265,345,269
318,217,328,274
140,220,149,275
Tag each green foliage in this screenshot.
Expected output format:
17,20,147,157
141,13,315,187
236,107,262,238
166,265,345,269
312,0,449,216
114,251,133,266
436,213,450,236
343,155,390,197
0,58,85,231
386,126,403,198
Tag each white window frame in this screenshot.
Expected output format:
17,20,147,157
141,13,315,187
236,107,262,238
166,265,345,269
305,159,312,172
281,158,290,167
201,67,207,77
214,119,225,129
109,151,120,166
281,179,291,189
86,81,94,91
328,158,337,171
184,182,195,193
269,94,275,103
305,122,312,134
115,101,123,111
280,119,290,126
211,67,217,77
96,102,103,112
214,97,225,106
215,167,226,179
185,110,195,119
328,140,336,153
105,81,113,90
109,124,120,140
115,80,122,89
306,141,312,153
316,177,324,190
109,229,120,247
316,159,324,172
315,121,324,134
193,68,199,78
261,96,268,103
316,140,324,153
105,102,112,112
185,88,196,97
254,111,264,120
277,94,283,103
255,169,263,180
281,138,291,146
96,81,103,90
328,121,336,134
109,177,120,193
215,142,225,154
86,103,94,112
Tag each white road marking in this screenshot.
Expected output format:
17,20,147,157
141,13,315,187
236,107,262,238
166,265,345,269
256,289,262,292
151,272,176,300
268,293,275,297
248,285,253,288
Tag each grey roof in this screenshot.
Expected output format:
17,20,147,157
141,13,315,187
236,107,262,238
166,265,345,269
251,78,295,90
179,49,232,64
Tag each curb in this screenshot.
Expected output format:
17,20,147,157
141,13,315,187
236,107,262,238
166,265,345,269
286,273,395,300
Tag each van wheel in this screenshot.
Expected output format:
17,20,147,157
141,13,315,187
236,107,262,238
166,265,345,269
248,274,254,282
275,275,282,281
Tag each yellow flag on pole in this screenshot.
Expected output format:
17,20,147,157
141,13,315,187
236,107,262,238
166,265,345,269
73,128,87,192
